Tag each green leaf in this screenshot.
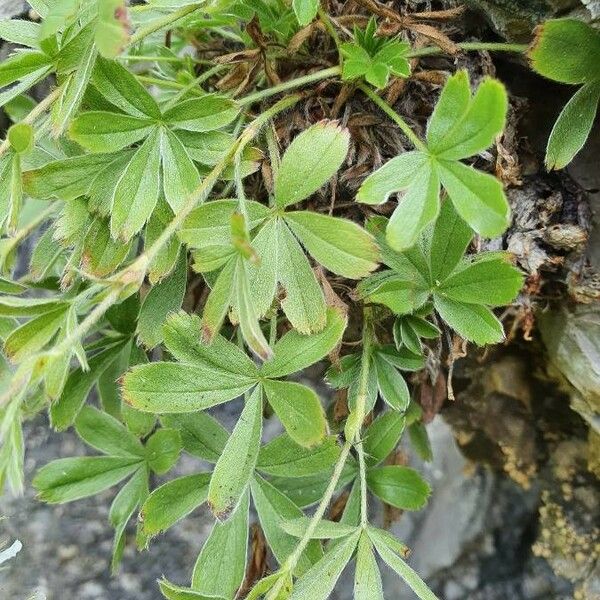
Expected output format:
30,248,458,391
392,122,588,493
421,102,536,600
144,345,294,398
366,465,430,510
369,528,440,600
74,405,145,458
277,219,327,333
82,217,132,277
52,37,97,135
163,310,259,378
363,411,406,466
293,0,319,26
163,96,239,132
7,123,33,154
69,111,156,153
201,257,236,340
96,0,129,59
250,474,323,576
207,386,262,519
33,456,141,504
427,72,508,160
4,305,67,362
146,199,182,283
192,492,249,598
247,218,279,318
428,199,473,282
386,158,440,251
282,517,357,539
354,533,384,600
433,295,504,345
180,199,269,249
257,434,340,477
409,421,433,462
274,121,350,208
109,466,147,573
0,19,41,48
285,211,379,278
23,152,124,201
546,82,600,170
528,19,600,85
262,458,358,508
91,57,161,119
439,257,523,305
426,69,470,148
261,307,346,378
263,379,326,448
159,580,225,600
356,151,427,205
39,0,79,42
50,340,127,430
374,354,410,412
140,473,210,538
122,362,255,413
0,296,65,317
0,51,50,88
145,428,182,474
235,258,272,360
177,130,235,164
437,159,509,238
111,127,161,242
161,412,228,463
160,128,201,212
290,530,360,600
137,251,187,349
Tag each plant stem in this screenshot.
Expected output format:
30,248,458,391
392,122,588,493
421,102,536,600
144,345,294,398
266,440,353,599
407,41,528,58
162,65,228,111
127,4,201,47
359,82,426,152
354,308,374,527
318,7,343,63
239,66,341,105
118,54,213,65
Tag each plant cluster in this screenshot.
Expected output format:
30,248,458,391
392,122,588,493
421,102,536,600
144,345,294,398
0,2,594,599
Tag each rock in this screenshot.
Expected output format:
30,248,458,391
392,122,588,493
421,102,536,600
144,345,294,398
538,305,600,431
465,0,597,41
0,1,27,20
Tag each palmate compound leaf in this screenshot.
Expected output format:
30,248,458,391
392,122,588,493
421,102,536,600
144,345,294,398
357,70,510,250
361,201,524,345
527,20,600,168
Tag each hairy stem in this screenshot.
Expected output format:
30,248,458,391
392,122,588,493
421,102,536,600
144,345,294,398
359,82,426,151
408,41,528,58
127,4,200,47
266,440,353,599
354,308,374,527
239,66,341,105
